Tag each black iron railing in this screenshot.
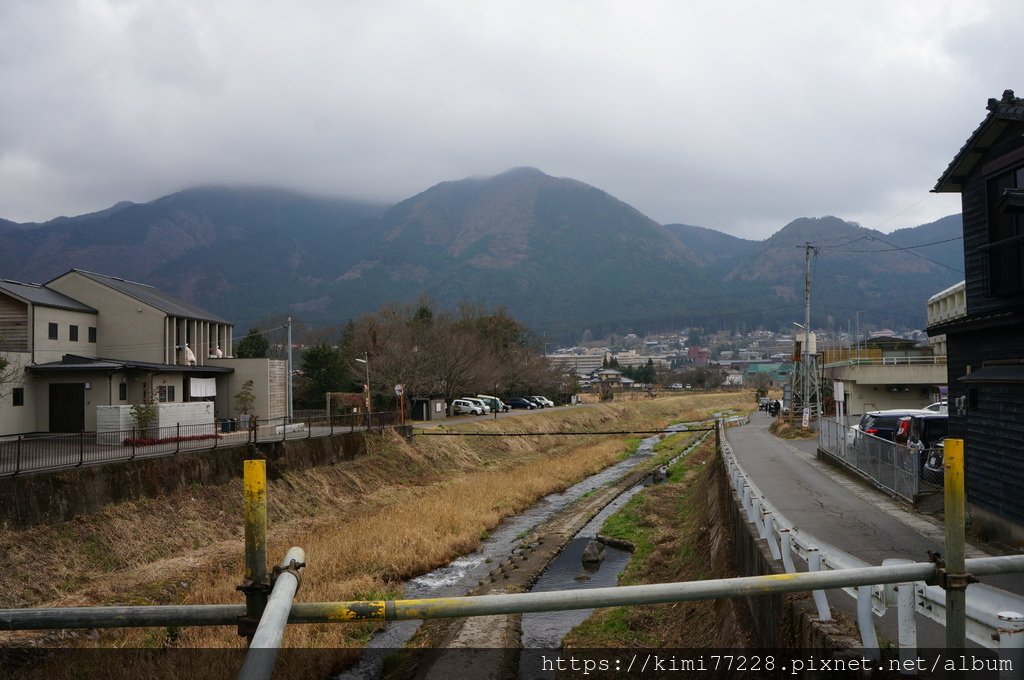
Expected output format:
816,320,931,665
0,412,400,477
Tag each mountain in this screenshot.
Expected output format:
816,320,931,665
318,167,723,336
0,187,388,328
703,214,964,332
0,171,964,338
663,223,759,280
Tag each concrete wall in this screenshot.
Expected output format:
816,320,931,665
823,363,947,415
0,427,411,530
211,358,286,420
97,402,215,434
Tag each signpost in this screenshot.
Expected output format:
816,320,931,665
394,384,404,425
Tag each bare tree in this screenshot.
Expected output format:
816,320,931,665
0,338,23,400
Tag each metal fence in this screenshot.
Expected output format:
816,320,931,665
0,412,400,477
817,417,930,503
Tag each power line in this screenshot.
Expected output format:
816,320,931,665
414,428,715,437
819,235,963,252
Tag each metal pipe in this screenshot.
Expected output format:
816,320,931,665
4,556,1022,632
241,459,269,640
238,547,306,680
945,437,967,649
288,557,1024,623
0,604,245,630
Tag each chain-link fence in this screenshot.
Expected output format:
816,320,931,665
817,417,928,503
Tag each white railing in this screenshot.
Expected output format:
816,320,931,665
824,355,948,369
720,423,1024,664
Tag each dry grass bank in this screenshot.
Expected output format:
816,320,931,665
1,393,751,664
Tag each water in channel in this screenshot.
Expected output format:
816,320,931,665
337,423,707,679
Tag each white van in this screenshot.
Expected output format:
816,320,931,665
477,395,510,412
461,397,490,414
452,399,483,416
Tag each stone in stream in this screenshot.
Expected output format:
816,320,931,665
581,539,606,565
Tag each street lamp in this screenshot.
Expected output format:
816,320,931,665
355,353,370,424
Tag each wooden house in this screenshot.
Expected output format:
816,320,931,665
930,89,1024,545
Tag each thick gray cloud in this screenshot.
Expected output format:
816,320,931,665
1,0,1020,238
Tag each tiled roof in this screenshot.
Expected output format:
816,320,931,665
0,279,97,313
935,90,1024,193
56,269,230,323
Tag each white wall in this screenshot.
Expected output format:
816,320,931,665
0,352,33,437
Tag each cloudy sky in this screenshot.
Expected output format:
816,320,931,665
1,1,1021,238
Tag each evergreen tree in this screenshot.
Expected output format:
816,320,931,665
236,328,269,358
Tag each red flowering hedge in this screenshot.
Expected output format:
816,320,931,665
122,433,220,447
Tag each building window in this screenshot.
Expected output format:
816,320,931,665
88,326,97,343
119,382,127,401
48,322,58,340
158,385,175,402
985,164,1024,295
12,388,24,406
69,325,79,342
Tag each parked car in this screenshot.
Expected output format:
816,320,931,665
461,397,490,414
531,395,555,408
924,400,948,413
923,447,946,485
523,396,545,408
668,383,684,390
895,412,949,484
452,399,484,416
506,397,537,409
848,408,934,445
477,394,510,412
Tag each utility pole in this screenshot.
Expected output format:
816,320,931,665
793,243,820,427
286,317,293,420
803,243,813,427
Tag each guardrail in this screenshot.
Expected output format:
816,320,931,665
721,424,1024,661
0,412,400,477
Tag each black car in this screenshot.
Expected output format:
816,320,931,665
506,397,536,410
854,409,933,443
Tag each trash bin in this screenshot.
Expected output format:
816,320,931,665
221,419,232,433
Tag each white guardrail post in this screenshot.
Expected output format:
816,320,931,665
883,558,918,672
721,424,1024,661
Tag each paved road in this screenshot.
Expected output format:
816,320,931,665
726,410,1024,647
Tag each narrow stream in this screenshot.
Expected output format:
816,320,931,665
337,422,711,679
516,433,707,679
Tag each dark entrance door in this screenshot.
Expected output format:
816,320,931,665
49,383,86,432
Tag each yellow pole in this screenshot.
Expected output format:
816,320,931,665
240,458,268,641
944,437,967,649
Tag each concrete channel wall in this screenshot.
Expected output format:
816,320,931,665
716,452,863,652
0,427,410,530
